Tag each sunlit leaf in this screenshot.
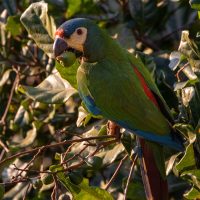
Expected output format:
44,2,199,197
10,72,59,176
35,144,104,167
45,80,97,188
14,123,37,148
181,169,200,179
166,153,181,175
102,143,124,165
182,64,198,80
184,186,200,199
20,1,56,57
174,123,196,143
182,87,195,107
190,0,200,10
169,51,182,71
18,73,77,104
14,105,29,127
6,15,22,36
76,179,114,200
176,144,196,174
67,0,82,18
174,80,198,91
178,31,200,60
77,106,91,127
0,69,12,87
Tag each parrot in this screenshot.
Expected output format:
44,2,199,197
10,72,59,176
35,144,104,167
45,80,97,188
53,18,184,199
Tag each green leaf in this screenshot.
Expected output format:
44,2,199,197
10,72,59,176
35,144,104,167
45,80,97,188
174,123,196,143
181,169,200,179
102,143,124,165
50,165,113,200
76,106,92,127
184,186,200,199
174,80,199,91
54,153,61,161
0,157,16,174
14,105,29,127
178,31,200,60
190,0,200,10
6,15,22,36
20,1,56,58
126,181,146,200
66,0,99,18
67,0,82,18
0,69,12,87
0,185,5,200
176,143,196,174
75,179,114,200
12,123,37,148
121,131,135,155
18,73,77,104
166,153,181,175
169,51,182,71
50,165,81,195
56,60,79,89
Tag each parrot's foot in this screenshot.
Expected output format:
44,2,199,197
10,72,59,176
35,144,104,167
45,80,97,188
107,121,121,139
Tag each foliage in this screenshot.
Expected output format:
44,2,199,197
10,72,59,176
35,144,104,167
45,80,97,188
1,0,200,199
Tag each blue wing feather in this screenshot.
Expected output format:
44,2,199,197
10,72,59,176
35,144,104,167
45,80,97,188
115,120,184,151
80,93,183,151
80,93,102,116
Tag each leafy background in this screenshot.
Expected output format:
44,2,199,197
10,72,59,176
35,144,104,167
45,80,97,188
1,0,200,199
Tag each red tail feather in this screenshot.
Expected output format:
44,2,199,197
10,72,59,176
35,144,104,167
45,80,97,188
139,138,168,200
134,67,168,200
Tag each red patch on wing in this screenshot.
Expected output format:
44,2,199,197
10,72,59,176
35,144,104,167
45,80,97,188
134,67,159,108
55,28,64,37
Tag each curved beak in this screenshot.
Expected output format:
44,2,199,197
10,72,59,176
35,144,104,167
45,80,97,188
53,37,68,58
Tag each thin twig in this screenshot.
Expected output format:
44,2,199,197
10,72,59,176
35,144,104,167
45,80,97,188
0,135,115,166
15,147,44,179
0,139,9,152
12,165,52,174
0,149,5,161
176,62,189,81
0,176,39,186
62,143,76,162
123,154,138,200
0,136,117,187
0,69,19,125
22,183,31,200
104,154,128,190
51,175,58,200
62,144,89,165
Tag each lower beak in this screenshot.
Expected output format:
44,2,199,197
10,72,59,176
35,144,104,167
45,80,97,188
53,37,68,58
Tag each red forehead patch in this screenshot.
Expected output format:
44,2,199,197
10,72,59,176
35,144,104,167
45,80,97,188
55,28,64,37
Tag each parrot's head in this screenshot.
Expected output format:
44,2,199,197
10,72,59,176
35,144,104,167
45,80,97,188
53,18,108,62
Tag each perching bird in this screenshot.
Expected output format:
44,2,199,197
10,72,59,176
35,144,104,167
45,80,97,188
53,18,184,199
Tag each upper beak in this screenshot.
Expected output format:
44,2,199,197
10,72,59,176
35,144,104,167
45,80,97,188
53,37,68,58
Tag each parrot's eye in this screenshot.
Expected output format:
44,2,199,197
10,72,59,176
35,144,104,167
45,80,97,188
76,28,83,35
64,27,87,53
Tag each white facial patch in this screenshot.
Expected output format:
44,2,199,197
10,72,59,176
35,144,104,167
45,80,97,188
66,27,87,52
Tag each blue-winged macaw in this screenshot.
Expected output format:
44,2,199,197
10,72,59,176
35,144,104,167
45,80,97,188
53,18,184,199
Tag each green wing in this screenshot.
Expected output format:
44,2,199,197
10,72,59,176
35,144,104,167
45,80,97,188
127,52,174,123
80,55,171,136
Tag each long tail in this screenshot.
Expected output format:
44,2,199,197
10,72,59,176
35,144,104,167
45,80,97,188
138,138,168,200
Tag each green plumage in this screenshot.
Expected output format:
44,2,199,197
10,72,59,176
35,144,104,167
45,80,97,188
77,30,170,136
54,18,184,179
